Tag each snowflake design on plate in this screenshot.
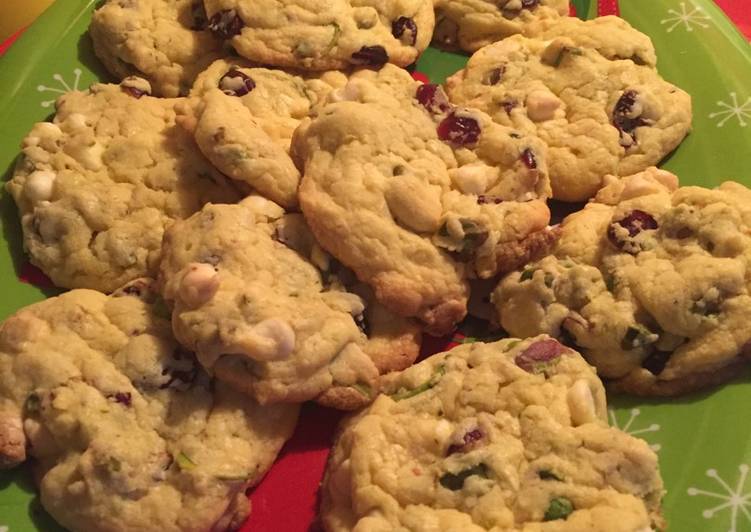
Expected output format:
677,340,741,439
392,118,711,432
688,464,751,532
0,526,8,532
709,92,751,128
37,68,83,108
608,408,661,451
660,2,711,33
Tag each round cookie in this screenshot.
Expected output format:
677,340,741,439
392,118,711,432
294,64,557,335
445,31,691,202
433,0,568,53
494,168,751,396
90,0,228,97
5,79,243,293
178,60,348,208
320,335,664,531
202,0,434,70
0,279,298,532
158,196,421,408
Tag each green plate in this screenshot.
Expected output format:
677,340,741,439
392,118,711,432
1,1,750,530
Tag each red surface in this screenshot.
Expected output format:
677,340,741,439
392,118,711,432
2,1,750,531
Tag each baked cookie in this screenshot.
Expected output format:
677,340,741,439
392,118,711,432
90,0,227,97
445,31,691,201
158,196,421,408
202,0,434,70
433,0,568,53
0,279,298,532
6,79,243,293
178,60,347,208
321,335,664,531
494,168,751,395
294,64,556,335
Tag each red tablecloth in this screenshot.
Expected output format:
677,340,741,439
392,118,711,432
1,1,749,531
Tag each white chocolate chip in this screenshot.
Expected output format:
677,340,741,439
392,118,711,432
219,74,248,95
434,419,453,442
328,80,363,103
450,164,495,195
445,216,465,239
179,263,220,307
385,175,443,233
241,195,285,222
327,292,366,317
25,170,56,202
121,76,152,96
238,318,296,361
525,89,561,122
567,379,597,426
66,113,89,131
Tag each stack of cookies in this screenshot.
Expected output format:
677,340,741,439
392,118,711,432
3,0,743,530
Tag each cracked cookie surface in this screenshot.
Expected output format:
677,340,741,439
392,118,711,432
494,168,751,395
445,26,691,201
0,279,297,532
294,64,555,335
321,335,664,531
6,80,243,293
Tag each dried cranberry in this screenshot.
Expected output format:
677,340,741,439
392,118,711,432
437,112,481,146
477,195,503,205
189,1,208,30
607,210,658,252
416,84,451,115
612,90,647,146
501,100,518,114
160,348,198,390
219,68,256,96
483,66,505,86
521,148,537,169
351,45,389,67
392,16,417,46
515,339,566,373
121,86,147,99
447,428,484,455
107,392,132,407
208,9,244,39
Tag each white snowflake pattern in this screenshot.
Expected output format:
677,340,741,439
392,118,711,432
660,2,711,33
608,408,661,452
688,464,751,532
37,68,83,108
709,92,751,128
0,526,8,532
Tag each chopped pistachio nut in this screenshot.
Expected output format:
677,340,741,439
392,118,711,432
353,383,372,398
620,324,659,351
391,365,446,401
439,463,489,491
544,496,574,521
175,451,197,471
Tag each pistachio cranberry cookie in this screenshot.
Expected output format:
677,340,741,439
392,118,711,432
202,0,434,70
445,32,691,201
158,196,420,408
433,0,568,53
294,64,557,335
321,335,664,531
494,168,751,395
90,0,227,97
178,60,347,208
6,79,243,293
0,279,298,532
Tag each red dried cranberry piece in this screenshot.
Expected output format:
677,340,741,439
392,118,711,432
416,84,451,115
121,86,148,99
437,112,481,146
189,1,209,30
447,428,484,455
607,210,658,251
351,45,389,67
612,90,647,146
219,68,256,96
107,392,132,407
483,66,505,86
521,148,537,169
515,339,566,373
208,9,244,39
392,16,417,46
501,100,518,114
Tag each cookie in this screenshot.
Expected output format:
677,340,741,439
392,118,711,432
5,79,243,293
494,168,751,396
201,0,434,70
0,279,298,532
320,335,664,531
294,64,556,335
178,60,347,208
158,196,420,408
445,30,691,202
90,0,227,97
433,0,568,53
